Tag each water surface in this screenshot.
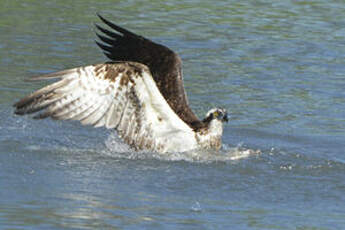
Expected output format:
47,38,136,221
1,0,344,229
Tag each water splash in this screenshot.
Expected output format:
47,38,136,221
3,107,260,163
101,132,261,163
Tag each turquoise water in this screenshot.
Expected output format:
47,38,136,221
1,1,344,229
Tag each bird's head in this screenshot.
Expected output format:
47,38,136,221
203,107,229,124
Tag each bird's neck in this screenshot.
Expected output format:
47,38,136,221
208,119,223,138
196,119,223,150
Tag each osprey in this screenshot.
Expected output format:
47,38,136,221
14,14,229,153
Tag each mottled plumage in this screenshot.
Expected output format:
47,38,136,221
14,15,228,153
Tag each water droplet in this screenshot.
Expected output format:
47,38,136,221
191,201,202,212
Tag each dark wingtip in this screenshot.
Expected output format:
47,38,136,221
96,12,106,24
95,31,116,45
13,101,28,115
95,23,122,39
96,12,106,22
96,13,138,37
95,40,113,53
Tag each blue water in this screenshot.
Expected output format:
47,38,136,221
1,1,344,229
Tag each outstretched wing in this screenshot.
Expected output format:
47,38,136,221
14,62,198,153
95,14,204,130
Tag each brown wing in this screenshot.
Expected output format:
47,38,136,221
95,14,204,130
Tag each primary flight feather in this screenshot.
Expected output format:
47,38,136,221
14,14,228,153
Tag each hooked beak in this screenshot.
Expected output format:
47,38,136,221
223,113,229,123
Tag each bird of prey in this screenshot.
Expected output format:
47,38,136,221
14,14,228,153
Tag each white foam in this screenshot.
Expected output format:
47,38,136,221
101,133,261,163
